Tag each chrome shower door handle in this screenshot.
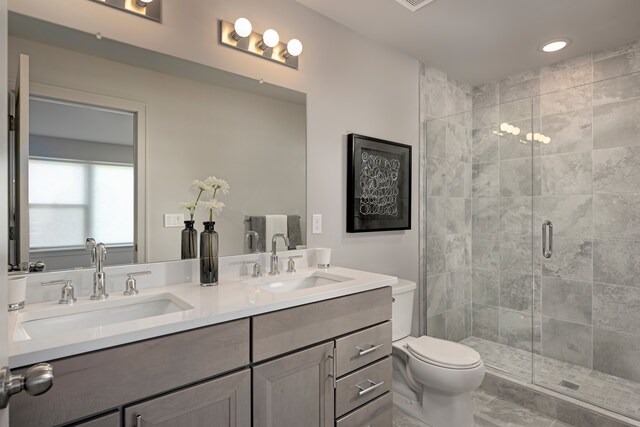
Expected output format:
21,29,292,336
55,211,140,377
542,220,553,259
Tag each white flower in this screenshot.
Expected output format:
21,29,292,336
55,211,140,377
180,201,197,211
200,200,226,213
204,176,230,195
192,179,212,192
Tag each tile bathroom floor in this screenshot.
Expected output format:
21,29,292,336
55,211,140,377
461,336,640,421
393,389,571,427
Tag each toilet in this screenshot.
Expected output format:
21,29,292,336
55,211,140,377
391,279,485,427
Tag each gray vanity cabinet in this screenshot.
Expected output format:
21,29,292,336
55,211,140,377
73,412,120,427
124,369,251,427
253,341,334,427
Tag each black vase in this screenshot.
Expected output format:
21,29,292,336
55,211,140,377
200,221,219,286
181,220,197,259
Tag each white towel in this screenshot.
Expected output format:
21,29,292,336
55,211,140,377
265,215,288,252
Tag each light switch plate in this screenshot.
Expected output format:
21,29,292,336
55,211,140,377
164,213,184,228
312,214,322,234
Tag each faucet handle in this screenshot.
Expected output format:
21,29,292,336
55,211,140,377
124,271,151,296
42,280,76,305
286,255,303,273
243,260,263,278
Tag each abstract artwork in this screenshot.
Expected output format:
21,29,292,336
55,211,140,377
347,134,411,232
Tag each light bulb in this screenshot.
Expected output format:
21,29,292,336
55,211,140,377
262,29,280,48
233,18,252,38
513,127,521,136
506,125,515,134
534,133,542,141
526,133,533,141
286,39,303,57
543,136,551,144
500,123,509,132
136,0,153,6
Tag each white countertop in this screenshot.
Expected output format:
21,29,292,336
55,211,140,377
8,266,397,367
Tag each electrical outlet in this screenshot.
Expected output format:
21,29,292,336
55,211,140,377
312,214,322,234
164,213,184,228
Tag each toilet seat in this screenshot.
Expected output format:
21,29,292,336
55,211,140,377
405,336,482,370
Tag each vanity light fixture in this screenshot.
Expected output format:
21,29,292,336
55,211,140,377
540,39,570,53
219,18,302,69
89,0,162,22
135,0,154,7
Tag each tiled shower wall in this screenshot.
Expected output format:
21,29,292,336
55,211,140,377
468,38,640,383
421,64,474,341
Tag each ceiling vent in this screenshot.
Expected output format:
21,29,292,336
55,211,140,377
395,0,436,12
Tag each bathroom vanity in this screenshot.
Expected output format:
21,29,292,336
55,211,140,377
7,267,395,427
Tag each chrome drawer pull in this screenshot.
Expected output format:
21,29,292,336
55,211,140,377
356,343,383,356
356,379,384,396
136,415,142,427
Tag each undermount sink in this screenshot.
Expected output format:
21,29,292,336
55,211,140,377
15,293,193,340
246,271,353,293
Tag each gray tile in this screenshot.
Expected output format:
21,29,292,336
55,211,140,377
446,268,472,309
393,406,430,427
540,108,592,156
594,193,640,240
473,303,499,342
499,119,536,161
593,327,640,383
446,304,467,342
593,238,640,287
593,72,640,106
500,98,534,123
500,197,533,235
446,160,468,197
473,105,499,130
541,317,592,368
541,238,592,282
499,78,541,104
426,235,446,276
593,282,640,335
472,389,496,411
426,273,446,316
500,235,533,275
473,81,499,109
472,234,500,272
501,158,537,197
445,234,471,272
473,127,500,164
446,83,471,117
473,198,499,234
593,50,640,81
541,277,592,325
539,86,592,116
540,63,592,94
593,39,640,62
425,118,446,158
446,122,471,162
448,110,472,129
446,198,469,235
500,272,533,311
537,195,592,238
473,162,500,198
475,396,555,427
500,308,534,352
593,146,640,193
593,97,640,150
426,312,446,339
426,197,445,237
541,152,592,196
540,53,591,75
421,72,447,118
426,156,447,196
473,268,500,306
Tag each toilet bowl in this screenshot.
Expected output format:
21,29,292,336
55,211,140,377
391,279,484,427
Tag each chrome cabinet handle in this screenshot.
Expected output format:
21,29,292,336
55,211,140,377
136,415,142,427
542,220,553,259
0,363,54,409
356,343,384,356
356,379,384,396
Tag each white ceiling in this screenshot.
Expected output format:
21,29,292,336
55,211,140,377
295,0,640,85
30,97,134,145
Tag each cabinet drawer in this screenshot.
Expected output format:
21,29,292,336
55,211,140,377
70,411,120,427
336,321,391,377
253,287,391,362
11,319,250,427
335,356,392,417
336,392,392,427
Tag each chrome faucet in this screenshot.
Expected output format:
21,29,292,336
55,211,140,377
244,231,260,254
269,233,290,276
86,238,108,300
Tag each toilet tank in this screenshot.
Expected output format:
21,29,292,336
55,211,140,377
391,279,416,341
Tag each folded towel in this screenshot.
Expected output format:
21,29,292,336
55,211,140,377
287,215,302,250
249,216,266,252
266,215,288,251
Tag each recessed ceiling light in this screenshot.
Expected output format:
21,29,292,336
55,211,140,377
540,39,570,53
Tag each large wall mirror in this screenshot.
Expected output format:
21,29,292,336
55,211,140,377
7,13,307,272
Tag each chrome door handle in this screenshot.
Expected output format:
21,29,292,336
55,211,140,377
542,220,553,259
356,343,384,356
356,379,384,396
0,363,54,409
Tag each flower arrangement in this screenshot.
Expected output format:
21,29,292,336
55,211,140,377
181,176,230,222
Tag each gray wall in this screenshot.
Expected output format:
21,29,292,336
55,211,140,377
469,38,640,383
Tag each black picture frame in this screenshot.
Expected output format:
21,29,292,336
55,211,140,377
347,133,412,233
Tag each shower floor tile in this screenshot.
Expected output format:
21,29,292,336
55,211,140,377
461,336,640,421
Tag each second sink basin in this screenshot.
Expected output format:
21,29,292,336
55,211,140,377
246,271,353,293
15,293,193,340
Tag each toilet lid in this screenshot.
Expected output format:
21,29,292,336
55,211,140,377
405,336,482,369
